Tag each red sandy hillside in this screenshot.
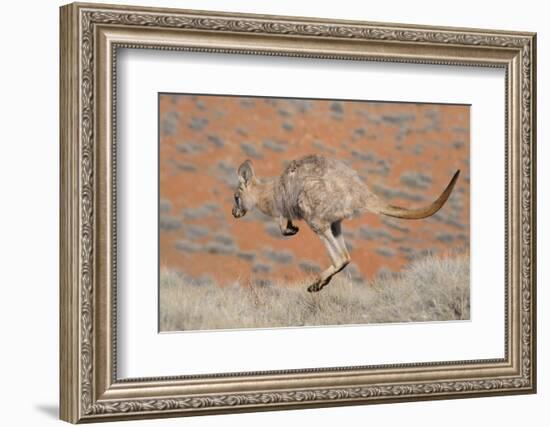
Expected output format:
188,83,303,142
159,95,470,287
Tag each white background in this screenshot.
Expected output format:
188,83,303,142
0,0,545,426
118,50,504,377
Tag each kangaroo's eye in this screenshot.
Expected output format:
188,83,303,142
234,194,240,203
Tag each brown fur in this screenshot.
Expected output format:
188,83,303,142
232,154,460,292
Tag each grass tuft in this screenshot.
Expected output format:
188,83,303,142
159,254,470,332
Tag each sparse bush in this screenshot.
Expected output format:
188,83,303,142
240,142,262,159
252,263,272,274
176,142,205,154
203,243,229,255
159,199,172,213
358,225,394,242
188,117,208,131
207,134,224,148
160,254,470,331
183,224,209,240
161,111,180,136
240,98,255,108
213,160,238,188
330,101,344,114
182,203,223,220
375,246,396,258
263,248,294,264
159,215,181,231
400,171,432,189
299,260,321,273
175,162,198,172
282,122,294,132
237,251,256,262
175,240,202,253
312,140,335,154
262,139,287,152
381,113,415,124
372,183,425,202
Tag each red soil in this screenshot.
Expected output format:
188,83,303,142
159,95,469,286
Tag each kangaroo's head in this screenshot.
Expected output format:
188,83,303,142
232,160,257,218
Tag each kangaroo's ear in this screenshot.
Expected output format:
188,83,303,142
237,160,255,185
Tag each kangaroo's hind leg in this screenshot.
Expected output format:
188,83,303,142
307,221,350,292
330,220,350,261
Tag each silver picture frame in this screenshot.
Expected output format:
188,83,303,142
60,2,536,422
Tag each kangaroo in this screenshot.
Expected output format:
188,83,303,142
232,154,460,292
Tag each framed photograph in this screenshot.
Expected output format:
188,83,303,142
60,2,536,423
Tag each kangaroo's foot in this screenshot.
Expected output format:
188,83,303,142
306,259,349,292
307,276,331,293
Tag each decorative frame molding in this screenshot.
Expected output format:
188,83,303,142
60,2,536,423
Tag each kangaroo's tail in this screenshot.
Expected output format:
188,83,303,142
375,170,460,220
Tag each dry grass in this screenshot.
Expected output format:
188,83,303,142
159,254,470,332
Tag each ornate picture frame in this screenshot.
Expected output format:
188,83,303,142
60,2,536,423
